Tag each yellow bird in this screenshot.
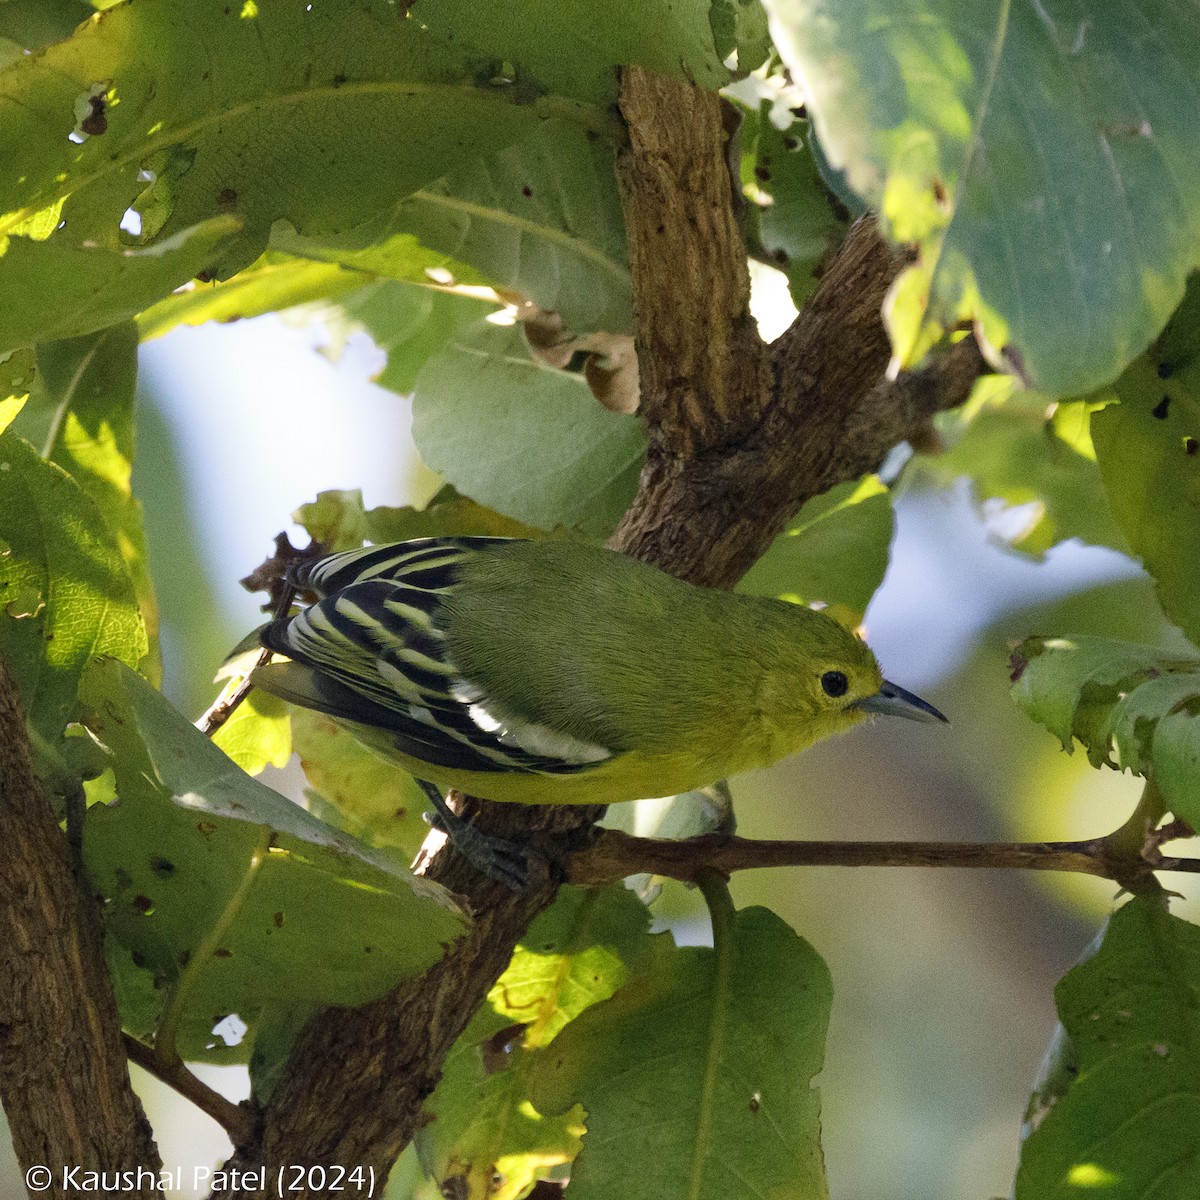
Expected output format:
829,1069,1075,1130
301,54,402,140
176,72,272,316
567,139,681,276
250,537,946,884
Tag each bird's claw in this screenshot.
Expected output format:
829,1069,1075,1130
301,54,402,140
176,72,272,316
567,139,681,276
418,782,530,889
425,810,530,889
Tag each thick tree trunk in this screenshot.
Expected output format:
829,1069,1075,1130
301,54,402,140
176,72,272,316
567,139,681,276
0,656,162,1199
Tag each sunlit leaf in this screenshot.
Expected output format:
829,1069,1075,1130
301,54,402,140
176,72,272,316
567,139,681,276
289,707,430,859
417,887,651,1200
739,475,893,621
0,346,35,431
211,688,291,778
1092,296,1200,644
417,1005,584,1200
0,429,145,743
490,885,653,1049
0,217,241,354
138,254,366,342
38,322,160,679
763,0,1200,396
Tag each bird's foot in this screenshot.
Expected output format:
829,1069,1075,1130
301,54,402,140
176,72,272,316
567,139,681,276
419,782,529,889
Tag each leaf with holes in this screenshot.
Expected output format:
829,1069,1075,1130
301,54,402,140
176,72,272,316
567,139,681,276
80,657,467,1062
1010,635,1200,826
1092,287,1200,645
417,887,651,1200
0,2,576,289
742,107,849,310
0,428,145,744
530,906,832,1200
763,0,1200,396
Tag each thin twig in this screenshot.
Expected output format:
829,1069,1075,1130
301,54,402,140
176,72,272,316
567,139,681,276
122,1033,257,1148
566,830,1200,888
195,646,272,737
197,565,297,737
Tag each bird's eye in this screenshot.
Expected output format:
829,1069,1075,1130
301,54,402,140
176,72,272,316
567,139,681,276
820,670,849,698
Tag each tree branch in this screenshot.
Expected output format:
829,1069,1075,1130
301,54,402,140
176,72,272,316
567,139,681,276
210,67,988,1199
121,1035,256,1150
566,829,1200,888
0,654,162,1196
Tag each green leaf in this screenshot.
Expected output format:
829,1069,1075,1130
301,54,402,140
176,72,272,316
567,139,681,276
286,119,631,336
211,689,292,778
418,887,651,1200
381,120,631,334
1010,635,1200,824
1016,898,1200,1198
0,217,242,354
342,281,500,398
743,108,848,310
0,346,35,431
739,475,893,621
531,907,832,1200
293,487,550,557
490,885,653,1049
365,488,550,544
418,1005,584,1200
38,323,160,680
289,707,430,859
413,0,728,107
927,390,1128,557
763,0,1200,396
0,429,145,743
80,657,467,1062
0,390,25,433
0,1,91,54
709,0,772,71
292,489,372,555
0,0,589,283
412,319,645,534
137,253,367,342
1092,341,1200,644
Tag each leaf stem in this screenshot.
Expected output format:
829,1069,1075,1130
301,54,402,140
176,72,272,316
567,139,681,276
154,826,272,1073
691,868,736,1200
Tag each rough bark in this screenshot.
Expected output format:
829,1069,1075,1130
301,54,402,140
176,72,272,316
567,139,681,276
0,656,161,1199
211,67,986,1198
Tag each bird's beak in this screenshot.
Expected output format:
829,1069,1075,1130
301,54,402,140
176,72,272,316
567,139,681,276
856,679,948,725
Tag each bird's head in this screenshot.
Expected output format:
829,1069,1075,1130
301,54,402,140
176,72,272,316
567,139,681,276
755,603,947,755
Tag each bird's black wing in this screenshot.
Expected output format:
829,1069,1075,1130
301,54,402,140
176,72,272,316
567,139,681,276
256,538,612,776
